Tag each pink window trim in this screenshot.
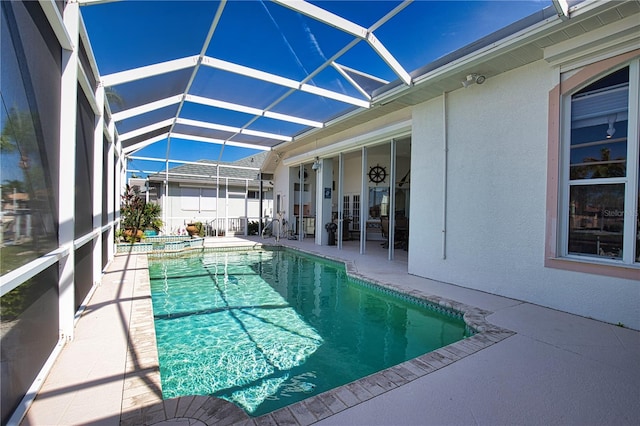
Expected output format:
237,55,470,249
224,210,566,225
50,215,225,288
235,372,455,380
544,49,640,280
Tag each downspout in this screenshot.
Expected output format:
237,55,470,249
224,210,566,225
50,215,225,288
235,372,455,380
442,92,449,260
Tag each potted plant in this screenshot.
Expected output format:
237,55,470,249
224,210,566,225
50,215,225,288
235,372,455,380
120,184,162,242
186,221,204,237
141,202,163,236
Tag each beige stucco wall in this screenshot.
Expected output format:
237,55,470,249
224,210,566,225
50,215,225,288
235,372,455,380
273,57,639,330
411,59,639,330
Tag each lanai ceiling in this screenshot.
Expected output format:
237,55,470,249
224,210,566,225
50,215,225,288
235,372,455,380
79,0,585,174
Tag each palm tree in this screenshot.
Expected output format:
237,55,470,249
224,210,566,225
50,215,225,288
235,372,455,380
1,107,38,200
1,107,37,155
1,107,54,251
105,87,125,110
2,179,25,194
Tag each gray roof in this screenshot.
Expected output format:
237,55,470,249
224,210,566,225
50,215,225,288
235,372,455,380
147,151,271,188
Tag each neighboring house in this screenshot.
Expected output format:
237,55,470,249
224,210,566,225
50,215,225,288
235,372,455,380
144,151,273,235
267,2,640,330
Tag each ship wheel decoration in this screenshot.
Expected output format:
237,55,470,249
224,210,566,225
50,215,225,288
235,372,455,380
368,164,387,183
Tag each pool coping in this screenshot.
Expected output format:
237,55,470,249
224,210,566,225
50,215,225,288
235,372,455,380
118,244,516,426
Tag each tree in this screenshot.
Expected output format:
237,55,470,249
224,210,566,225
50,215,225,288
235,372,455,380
105,87,125,109
571,147,626,180
2,179,25,194
0,107,40,191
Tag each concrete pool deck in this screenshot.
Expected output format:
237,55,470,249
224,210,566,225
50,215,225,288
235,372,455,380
20,236,640,425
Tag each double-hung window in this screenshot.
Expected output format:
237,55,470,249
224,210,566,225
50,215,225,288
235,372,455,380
560,60,639,269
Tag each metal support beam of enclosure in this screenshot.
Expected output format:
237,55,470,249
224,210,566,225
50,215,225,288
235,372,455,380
388,138,396,261
58,1,80,342
337,152,344,250
299,164,304,241
360,146,367,254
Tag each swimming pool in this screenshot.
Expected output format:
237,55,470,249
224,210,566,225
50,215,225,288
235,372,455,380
148,248,470,416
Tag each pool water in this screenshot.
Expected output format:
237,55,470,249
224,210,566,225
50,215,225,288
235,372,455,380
148,249,468,416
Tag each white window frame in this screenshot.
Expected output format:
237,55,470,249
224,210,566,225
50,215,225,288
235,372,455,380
181,186,217,213
180,187,200,211
557,58,639,268
201,188,217,211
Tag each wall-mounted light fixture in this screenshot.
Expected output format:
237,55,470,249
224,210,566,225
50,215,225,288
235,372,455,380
312,157,321,171
462,73,486,88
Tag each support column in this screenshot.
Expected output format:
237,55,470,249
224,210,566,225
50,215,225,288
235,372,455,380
225,177,229,235
216,166,219,235
246,179,250,237
258,174,263,236
106,127,115,261
315,158,334,245
388,139,397,261
337,153,344,249
360,147,368,254
298,164,304,241
115,142,123,228
93,83,104,280
58,0,79,341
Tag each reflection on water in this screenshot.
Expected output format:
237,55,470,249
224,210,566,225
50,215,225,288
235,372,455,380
148,250,467,416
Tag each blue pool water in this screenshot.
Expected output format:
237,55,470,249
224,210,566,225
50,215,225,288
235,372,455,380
147,248,468,416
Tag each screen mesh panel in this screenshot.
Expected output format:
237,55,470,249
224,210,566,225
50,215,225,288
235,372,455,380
78,40,97,89
74,241,93,310
272,90,352,122
75,88,95,238
0,265,59,425
189,67,290,109
117,104,179,134
245,116,307,137
179,102,255,129
120,126,171,152
102,134,109,226
106,67,193,114
0,0,59,273
172,123,235,141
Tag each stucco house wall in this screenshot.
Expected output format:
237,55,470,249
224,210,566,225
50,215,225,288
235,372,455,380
411,59,639,330
270,4,639,330
159,182,273,234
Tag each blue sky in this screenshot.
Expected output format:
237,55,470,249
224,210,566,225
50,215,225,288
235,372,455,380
80,0,551,177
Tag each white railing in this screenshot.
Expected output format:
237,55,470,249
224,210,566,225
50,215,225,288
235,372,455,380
163,216,266,237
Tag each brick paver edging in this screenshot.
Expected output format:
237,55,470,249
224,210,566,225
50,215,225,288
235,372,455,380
117,246,515,426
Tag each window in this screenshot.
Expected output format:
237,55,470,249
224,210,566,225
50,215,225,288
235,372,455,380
181,187,199,211
200,188,217,211
181,187,217,212
560,61,639,267
368,187,389,219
